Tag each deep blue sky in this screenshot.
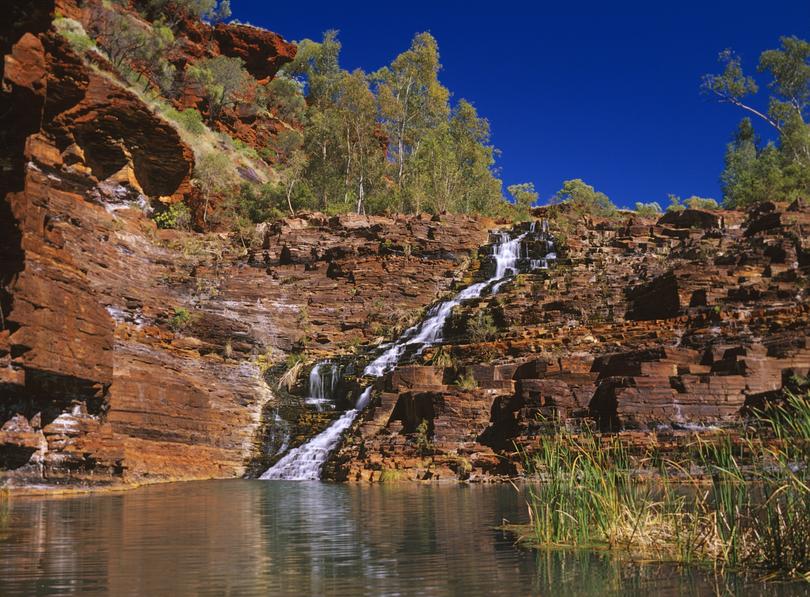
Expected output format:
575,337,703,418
231,0,809,207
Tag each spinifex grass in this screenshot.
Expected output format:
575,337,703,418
523,391,810,579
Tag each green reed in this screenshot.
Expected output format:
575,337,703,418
524,391,810,578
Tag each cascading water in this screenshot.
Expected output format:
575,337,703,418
305,361,340,410
261,221,556,481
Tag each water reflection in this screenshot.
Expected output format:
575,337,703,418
0,482,806,596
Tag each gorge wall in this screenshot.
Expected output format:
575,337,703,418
2,0,809,489
328,203,810,481
0,0,490,488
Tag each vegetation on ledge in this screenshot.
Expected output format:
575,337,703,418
512,391,810,580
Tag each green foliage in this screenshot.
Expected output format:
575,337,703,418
89,6,177,93
231,183,285,223
153,202,191,229
666,195,719,211
666,194,685,213
379,468,403,483
193,150,237,224
280,30,506,217
466,311,497,343
413,419,433,455
508,182,539,217
633,201,662,217
523,395,810,577
138,0,231,24
683,196,720,210
262,75,307,123
186,56,254,123
455,370,478,390
554,179,617,219
164,108,206,135
0,487,8,530
169,306,191,331
53,17,95,53
704,37,810,208
429,346,455,369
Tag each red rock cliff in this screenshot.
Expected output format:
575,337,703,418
0,1,490,488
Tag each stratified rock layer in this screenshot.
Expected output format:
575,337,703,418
329,205,810,482
0,4,489,487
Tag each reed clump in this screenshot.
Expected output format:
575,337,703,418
523,391,810,579
0,486,9,528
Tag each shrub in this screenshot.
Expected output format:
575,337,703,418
53,17,95,53
683,196,720,210
430,346,455,368
634,201,662,218
414,419,433,455
277,352,305,391
666,194,686,212
153,202,191,230
554,179,617,219
466,311,497,343
169,306,191,331
455,370,478,390
165,108,206,136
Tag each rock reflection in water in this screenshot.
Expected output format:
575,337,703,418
0,482,805,596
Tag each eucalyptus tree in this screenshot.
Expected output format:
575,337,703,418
186,56,253,123
703,36,810,207
374,32,451,209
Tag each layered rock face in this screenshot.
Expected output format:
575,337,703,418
329,204,810,482
0,4,489,487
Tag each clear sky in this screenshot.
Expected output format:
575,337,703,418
231,0,809,208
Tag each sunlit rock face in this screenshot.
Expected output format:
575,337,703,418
328,205,810,482
0,2,490,488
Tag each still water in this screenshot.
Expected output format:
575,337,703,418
0,481,806,596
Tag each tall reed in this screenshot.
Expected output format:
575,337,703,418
0,486,9,529
524,391,810,578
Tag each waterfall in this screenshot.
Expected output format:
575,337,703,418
305,362,340,410
261,222,555,481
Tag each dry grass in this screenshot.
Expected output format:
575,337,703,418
277,359,304,392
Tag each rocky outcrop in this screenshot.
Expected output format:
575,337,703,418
212,23,296,83
329,203,810,482
0,8,489,488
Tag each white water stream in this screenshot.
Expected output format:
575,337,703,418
261,223,555,480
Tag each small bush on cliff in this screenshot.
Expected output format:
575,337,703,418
508,183,539,220
169,306,192,331
455,370,478,390
193,151,238,224
553,179,617,220
634,202,662,218
137,0,232,25
278,353,305,391
683,196,720,210
53,17,96,54
666,194,686,213
186,56,254,124
165,108,206,136
153,202,191,230
414,419,434,455
466,312,497,343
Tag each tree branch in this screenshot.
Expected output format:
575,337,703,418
711,89,782,131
